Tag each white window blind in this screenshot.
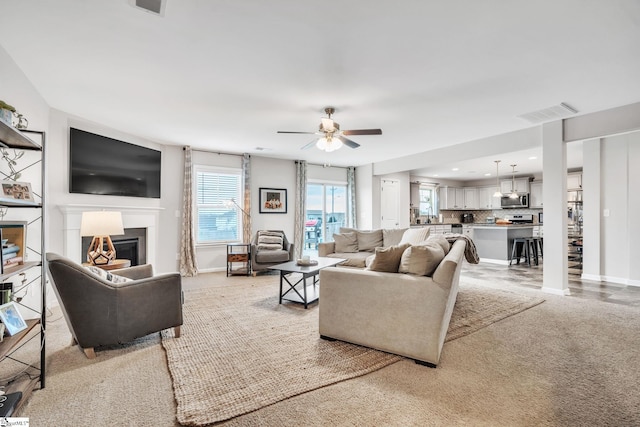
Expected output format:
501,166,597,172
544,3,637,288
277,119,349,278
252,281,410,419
194,165,242,244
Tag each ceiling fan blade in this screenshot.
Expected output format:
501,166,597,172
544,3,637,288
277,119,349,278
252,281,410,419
277,131,316,134
301,139,319,150
342,129,382,136
321,118,335,132
337,135,360,149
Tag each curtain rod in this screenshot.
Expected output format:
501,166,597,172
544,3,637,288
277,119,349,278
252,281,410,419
183,146,246,157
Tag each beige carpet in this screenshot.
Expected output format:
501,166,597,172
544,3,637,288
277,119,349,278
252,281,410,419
161,275,544,426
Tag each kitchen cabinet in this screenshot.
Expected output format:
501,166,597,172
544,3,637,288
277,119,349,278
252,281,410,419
462,225,474,239
530,181,543,208
567,172,582,190
439,187,464,210
477,186,502,210
500,178,530,194
463,187,478,210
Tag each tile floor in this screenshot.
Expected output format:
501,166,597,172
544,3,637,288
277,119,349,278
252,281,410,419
463,260,640,307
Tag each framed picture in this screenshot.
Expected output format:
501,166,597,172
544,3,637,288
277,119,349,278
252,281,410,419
0,180,36,206
259,188,287,214
0,301,27,336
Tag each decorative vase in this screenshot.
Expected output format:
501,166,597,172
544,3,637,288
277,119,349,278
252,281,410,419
0,109,12,126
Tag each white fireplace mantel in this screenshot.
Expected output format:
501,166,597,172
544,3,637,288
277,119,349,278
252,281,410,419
59,204,164,265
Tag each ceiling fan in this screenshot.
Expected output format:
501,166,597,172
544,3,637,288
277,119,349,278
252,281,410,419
277,107,382,152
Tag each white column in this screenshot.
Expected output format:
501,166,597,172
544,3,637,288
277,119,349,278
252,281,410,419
542,121,570,295
581,139,602,281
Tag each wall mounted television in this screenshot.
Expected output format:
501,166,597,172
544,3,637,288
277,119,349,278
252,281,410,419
69,128,161,198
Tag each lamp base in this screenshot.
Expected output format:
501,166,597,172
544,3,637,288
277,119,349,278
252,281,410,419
86,236,116,265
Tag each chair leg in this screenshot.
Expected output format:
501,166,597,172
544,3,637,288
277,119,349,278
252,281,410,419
83,347,96,359
174,326,181,338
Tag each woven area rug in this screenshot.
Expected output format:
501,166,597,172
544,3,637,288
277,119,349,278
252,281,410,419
161,276,544,426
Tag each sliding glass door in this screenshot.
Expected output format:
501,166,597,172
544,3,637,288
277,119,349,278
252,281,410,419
305,183,347,251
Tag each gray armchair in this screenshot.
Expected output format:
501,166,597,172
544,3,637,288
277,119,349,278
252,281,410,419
251,230,294,275
45,253,183,359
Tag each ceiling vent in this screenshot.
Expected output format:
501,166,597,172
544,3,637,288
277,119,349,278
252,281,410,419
132,0,166,16
517,103,578,124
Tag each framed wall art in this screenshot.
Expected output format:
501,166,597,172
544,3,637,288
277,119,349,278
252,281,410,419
259,188,287,214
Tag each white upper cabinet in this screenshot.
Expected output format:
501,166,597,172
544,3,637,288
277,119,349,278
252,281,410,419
500,178,530,194
530,181,543,208
463,187,478,209
439,186,465,210
567,172,582,190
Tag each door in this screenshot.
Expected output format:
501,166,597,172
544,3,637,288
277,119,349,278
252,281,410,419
305,183,347,249
381,179,400,228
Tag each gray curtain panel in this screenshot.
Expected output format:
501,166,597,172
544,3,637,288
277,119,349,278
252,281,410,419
179,146,198,276
293,160,307,260
347,166,357,229
242,153,252,244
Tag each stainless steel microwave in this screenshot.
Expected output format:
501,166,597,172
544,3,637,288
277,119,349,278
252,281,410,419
501,194,529,209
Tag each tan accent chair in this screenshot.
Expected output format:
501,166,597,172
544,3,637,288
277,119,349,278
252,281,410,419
250,230,294,275
45,253,183,359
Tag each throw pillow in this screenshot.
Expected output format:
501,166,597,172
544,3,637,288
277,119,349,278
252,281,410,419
398,242,445,276
382,228,408,247
399,227,431,245
357,230,384,252
257,231,283,250
367,243,411,273
333,232,359,253
425,234,450,255
84,266,132,284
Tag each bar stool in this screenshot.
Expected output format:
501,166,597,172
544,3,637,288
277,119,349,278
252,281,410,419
510,237,539,266
531,237,543,259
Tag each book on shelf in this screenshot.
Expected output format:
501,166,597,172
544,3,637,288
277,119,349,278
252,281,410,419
1,245,20,255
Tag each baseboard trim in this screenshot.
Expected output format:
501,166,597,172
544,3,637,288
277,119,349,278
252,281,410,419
580,273,602,282
541,286,571,296
479,258,510,266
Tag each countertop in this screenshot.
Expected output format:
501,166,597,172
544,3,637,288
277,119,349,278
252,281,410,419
411,223,539,228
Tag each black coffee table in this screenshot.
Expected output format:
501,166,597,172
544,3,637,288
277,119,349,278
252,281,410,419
268,257,345,309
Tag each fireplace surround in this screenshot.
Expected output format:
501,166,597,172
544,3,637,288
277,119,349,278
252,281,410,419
59,205,162,266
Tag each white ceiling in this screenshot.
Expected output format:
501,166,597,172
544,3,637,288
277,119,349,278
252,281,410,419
1,1,639,176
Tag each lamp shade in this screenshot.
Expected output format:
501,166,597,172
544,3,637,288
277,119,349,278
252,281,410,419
80,211,124,237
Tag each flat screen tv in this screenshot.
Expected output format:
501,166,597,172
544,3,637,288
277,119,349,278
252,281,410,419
69,128,161,198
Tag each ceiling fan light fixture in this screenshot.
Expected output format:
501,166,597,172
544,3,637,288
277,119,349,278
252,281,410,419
316,137,343,152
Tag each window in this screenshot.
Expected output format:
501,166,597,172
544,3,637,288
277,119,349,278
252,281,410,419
194,165,243,244
418,185,436,216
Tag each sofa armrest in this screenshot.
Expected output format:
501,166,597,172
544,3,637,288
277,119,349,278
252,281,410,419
318,242,335,257
110,264,154,280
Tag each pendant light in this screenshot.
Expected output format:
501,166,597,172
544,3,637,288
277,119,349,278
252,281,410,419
509,164,519,198
492,160,503,198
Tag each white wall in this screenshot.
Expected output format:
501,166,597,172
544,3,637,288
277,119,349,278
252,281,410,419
0,45,51,314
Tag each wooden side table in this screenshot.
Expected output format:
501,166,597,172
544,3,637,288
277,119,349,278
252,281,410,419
83,259,132,271
227,244,251,276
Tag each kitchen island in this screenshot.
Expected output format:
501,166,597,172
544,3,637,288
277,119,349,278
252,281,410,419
472,224,535,264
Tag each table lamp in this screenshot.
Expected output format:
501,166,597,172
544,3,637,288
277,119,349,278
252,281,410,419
80,211,125,265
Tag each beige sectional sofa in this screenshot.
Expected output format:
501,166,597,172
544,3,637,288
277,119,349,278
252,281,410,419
318,239,467,367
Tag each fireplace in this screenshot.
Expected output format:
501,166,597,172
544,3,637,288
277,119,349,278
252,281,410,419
81,228,147,266
60,205,161,266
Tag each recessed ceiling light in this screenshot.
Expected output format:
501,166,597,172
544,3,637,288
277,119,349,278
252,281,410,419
433,174,439,177
529,156,537,160
452,168,459,171
484,173,491,176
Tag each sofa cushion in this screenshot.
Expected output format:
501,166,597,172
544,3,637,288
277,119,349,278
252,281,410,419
399,227,431,245
329,252,372,268
398,242,445,276
357,230,383,252
334,232,359,253
367,243,411,273
255,249,290,263
426,234,450,255
382,228,407,247
84,265,132,283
